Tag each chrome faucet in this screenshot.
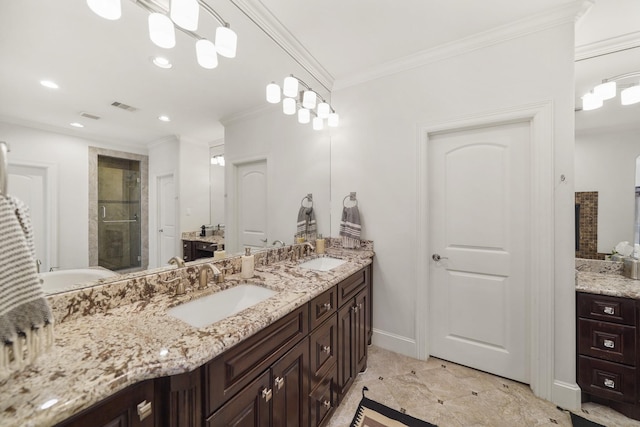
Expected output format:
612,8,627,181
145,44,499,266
302,242,314,253
272,240,285,247
168,256,185,268
199,264,221,290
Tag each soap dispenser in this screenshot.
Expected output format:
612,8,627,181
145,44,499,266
316,233,325,255
241,247,255,279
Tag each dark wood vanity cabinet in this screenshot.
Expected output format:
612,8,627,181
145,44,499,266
182,240,224,262
577,292,640,420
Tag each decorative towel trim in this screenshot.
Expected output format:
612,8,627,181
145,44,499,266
0,195,54,377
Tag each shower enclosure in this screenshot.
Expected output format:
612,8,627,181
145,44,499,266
97,155,141,271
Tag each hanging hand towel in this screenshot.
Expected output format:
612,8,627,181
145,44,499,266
0,195,54,376
340,205,361,249
296,206,317,240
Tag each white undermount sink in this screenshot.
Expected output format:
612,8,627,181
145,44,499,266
167,284,277,328
297,257,347,271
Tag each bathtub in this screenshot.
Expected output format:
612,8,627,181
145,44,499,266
39,268,118,294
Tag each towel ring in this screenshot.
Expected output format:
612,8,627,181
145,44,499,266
343,192,358,207
301,193,313,208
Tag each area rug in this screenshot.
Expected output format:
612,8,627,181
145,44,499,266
350,387,437,427
570,412,606,427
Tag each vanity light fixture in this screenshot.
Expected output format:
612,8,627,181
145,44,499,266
87,0,237,70
582,71,640,110
151,56,173,69
266,75,339,130
40,80,59,89
210,155,225,166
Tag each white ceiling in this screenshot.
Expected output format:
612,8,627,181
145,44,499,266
0,0,638,147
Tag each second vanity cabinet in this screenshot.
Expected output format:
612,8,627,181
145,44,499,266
55,264,371,427
577,292,640,420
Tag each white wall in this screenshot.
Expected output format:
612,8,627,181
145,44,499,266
209,144,225,228
223,108,331,253
329,21,576,405
179,138,211,233
575,129,640,252
0,121,146,269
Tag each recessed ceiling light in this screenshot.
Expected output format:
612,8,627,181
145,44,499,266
40,80,59,89
158,115,170,122
70,122,84,128
151,56,172,69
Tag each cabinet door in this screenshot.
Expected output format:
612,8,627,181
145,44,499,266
55,381,154,427
206,370,271,427
354,287,369,375
272,337,309,427
336,303,353,401
156,369,202,427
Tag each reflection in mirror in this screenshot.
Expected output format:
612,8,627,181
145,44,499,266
635,156,640,245
0,0,332,293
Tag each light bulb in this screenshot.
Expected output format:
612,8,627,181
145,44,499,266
312,117,324,131
148,13,175,49
170,0,199,31
266,82,281,104
283,98,296,115
317,102,330,119
87,0,121,20
582,92,603,111
215,26,237,58
298,108,310,124
621,85,640,106
196,39,218,69
593,81,616,100
302,90,317,109
283,76,299,98
328,112,339,127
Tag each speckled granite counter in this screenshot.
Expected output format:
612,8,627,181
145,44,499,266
576,258,640,299
0,242,373,427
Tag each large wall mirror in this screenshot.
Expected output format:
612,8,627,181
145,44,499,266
574,1,640,259
0,0,332,293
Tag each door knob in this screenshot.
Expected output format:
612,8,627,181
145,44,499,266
159,229,164,233
432,253,448,262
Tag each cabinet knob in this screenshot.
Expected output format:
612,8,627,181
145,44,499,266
322,400,331,409
322,345,331,354
137,400,152,421
603,339,615,349
274,376,284,390
603,306,615,315
323,302,332,311
353,305,359,313
262,388,273,402
604,378,615,389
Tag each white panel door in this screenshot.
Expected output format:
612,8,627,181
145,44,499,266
158,173,176,266
8,164,49,272
429,121,530,383
236,160,267,249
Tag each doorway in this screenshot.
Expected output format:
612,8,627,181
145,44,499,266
235,159,268,249
157,173,177,266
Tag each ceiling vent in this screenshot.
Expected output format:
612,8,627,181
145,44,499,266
80,112,101,120
111,101,138,112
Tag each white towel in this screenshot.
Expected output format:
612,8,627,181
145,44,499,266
339,206,361,249
0,195,54,375
296,206,317,240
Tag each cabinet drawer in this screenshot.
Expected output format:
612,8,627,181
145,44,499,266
205,305,309,414
309,368,336,427
578,319,636,365
310,288,337,330
195,241,217,252
310,314,337,384
578,356,637,403
577,293,636,325
337,269,367,308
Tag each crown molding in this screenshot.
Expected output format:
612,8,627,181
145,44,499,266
575,31,640,62
334,0,590,91
227,0,334,91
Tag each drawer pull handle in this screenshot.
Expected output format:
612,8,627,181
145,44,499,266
604,379,615,389
322,400,331,409
603,306,615,315
262,388,273,402
603,339,615,349
274,377,284,390
322,345,331,354
323,302,332,311
137,400,152,421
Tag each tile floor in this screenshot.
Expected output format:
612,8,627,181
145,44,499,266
327,346,640,427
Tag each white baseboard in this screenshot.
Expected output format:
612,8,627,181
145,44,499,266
371,329,417,359
552,380,582,411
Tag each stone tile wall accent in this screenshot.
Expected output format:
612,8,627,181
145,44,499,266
575,191,605,260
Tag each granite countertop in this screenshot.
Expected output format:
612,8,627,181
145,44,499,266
0,247,373,427
575,258,640,299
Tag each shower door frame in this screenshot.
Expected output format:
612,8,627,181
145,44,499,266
88,147,149,271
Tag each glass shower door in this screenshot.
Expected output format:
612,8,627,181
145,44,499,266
97,155,141,271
